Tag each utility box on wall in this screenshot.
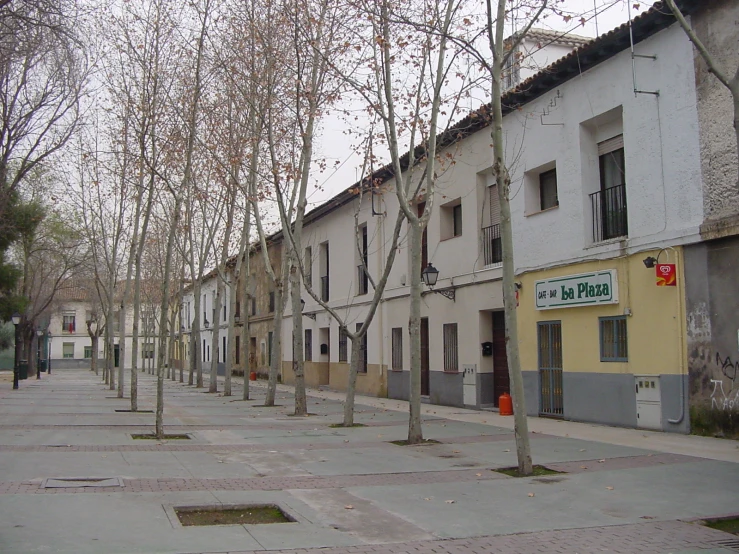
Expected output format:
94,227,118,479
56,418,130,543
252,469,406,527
463,364,476,406
481,342,493,356
635,376,661,430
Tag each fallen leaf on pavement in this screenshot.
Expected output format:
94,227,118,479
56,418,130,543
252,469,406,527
580,466,588,469
528,493,535,497
504,449,510,452
344,505,353,510
476,473,482,477
343,440,349,443
579,449,586,452
453,450,460,453
445,500,455,504
424,497,431,501
606,486,614,490
598,459,606,463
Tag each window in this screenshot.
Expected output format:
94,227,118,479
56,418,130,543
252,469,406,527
441,199,463,240
222,336,226,363
267,331,273,365
251,297,256,316
235,335,240,365
355,323,367,373
268,291,275,313
453,204,462,237
338,326,348,362
63,342,74,358
591,135,627,241
63,313,76,333
223,303,227,322
143,343,155,359
600,316,627,361
320,242,329,301
305,329,312,362
304,246,312,288
539,169,558,210
357,225,368,295
84,346,93,359
443,323,458,372
203,340,206,362
235,301,240,319
502,47,520,91
391,327,403,371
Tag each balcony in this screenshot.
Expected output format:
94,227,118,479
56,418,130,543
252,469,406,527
320,275,329,302
590,184,628,242
357,265,369,295
482,224,502,266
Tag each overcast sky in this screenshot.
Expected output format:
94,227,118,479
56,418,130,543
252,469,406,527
304,0,641,207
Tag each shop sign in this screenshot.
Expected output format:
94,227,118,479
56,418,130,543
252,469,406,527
655,264,676,286
535,270,618,310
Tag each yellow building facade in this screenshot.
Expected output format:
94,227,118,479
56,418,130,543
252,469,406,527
516,249,689,432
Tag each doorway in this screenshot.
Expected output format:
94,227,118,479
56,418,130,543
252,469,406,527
538,321,563,417
421,317,429,396
492,311,509,407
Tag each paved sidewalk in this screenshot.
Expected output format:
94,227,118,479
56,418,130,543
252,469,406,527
0,368,737,554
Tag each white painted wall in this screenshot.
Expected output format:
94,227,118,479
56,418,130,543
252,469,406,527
506,24,704,273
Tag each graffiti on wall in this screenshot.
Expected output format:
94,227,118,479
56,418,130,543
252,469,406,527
716,353,738,382
710,353,738,411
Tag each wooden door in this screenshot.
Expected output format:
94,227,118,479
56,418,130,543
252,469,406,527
421,317,430,396
492,311,509,407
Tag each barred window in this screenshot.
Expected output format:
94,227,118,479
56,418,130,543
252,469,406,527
443,323,458,372
391,327,403,371
600,316,627,361
338,327,348,362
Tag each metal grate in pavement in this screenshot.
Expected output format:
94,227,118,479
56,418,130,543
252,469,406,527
41,477,123,489
714,538,739,551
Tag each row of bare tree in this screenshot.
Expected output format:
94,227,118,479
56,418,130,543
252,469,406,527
5,0,734,472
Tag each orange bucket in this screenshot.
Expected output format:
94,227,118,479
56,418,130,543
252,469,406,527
249,371,257,381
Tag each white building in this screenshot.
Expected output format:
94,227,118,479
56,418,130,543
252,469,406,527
277,1,727,434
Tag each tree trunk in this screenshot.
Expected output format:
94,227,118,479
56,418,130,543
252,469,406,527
407,221,424,444
191,279,203,387
290,248,306,415
264,270,286,406
91,334,98,375
491,0,532,476
209,280,223,393
343,334,362,426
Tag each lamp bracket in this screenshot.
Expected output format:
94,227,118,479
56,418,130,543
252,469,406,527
423,287,456,302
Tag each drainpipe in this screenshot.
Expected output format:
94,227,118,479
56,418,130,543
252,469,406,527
668,248,685,425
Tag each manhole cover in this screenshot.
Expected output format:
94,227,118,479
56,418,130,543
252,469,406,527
42,477,123,489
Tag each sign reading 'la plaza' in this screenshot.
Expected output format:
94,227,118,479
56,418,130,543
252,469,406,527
535,270,619,310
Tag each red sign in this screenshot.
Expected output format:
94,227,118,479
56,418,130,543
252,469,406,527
656,264,676,287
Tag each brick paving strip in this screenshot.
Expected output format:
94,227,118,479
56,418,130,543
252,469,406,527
0,453,706,495
194,520,737,554
0,433,532,452
0,468,499,495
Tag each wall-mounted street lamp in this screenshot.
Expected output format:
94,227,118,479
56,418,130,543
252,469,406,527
642,256,657,268
421,264,456,302
47,332,52,374
300,299,317,321
36,328,43,379
11,312,20,390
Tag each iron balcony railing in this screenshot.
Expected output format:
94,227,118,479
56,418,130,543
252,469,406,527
357,265,369,295
320,275,329,302
590,184,628,242
482,224,503,266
